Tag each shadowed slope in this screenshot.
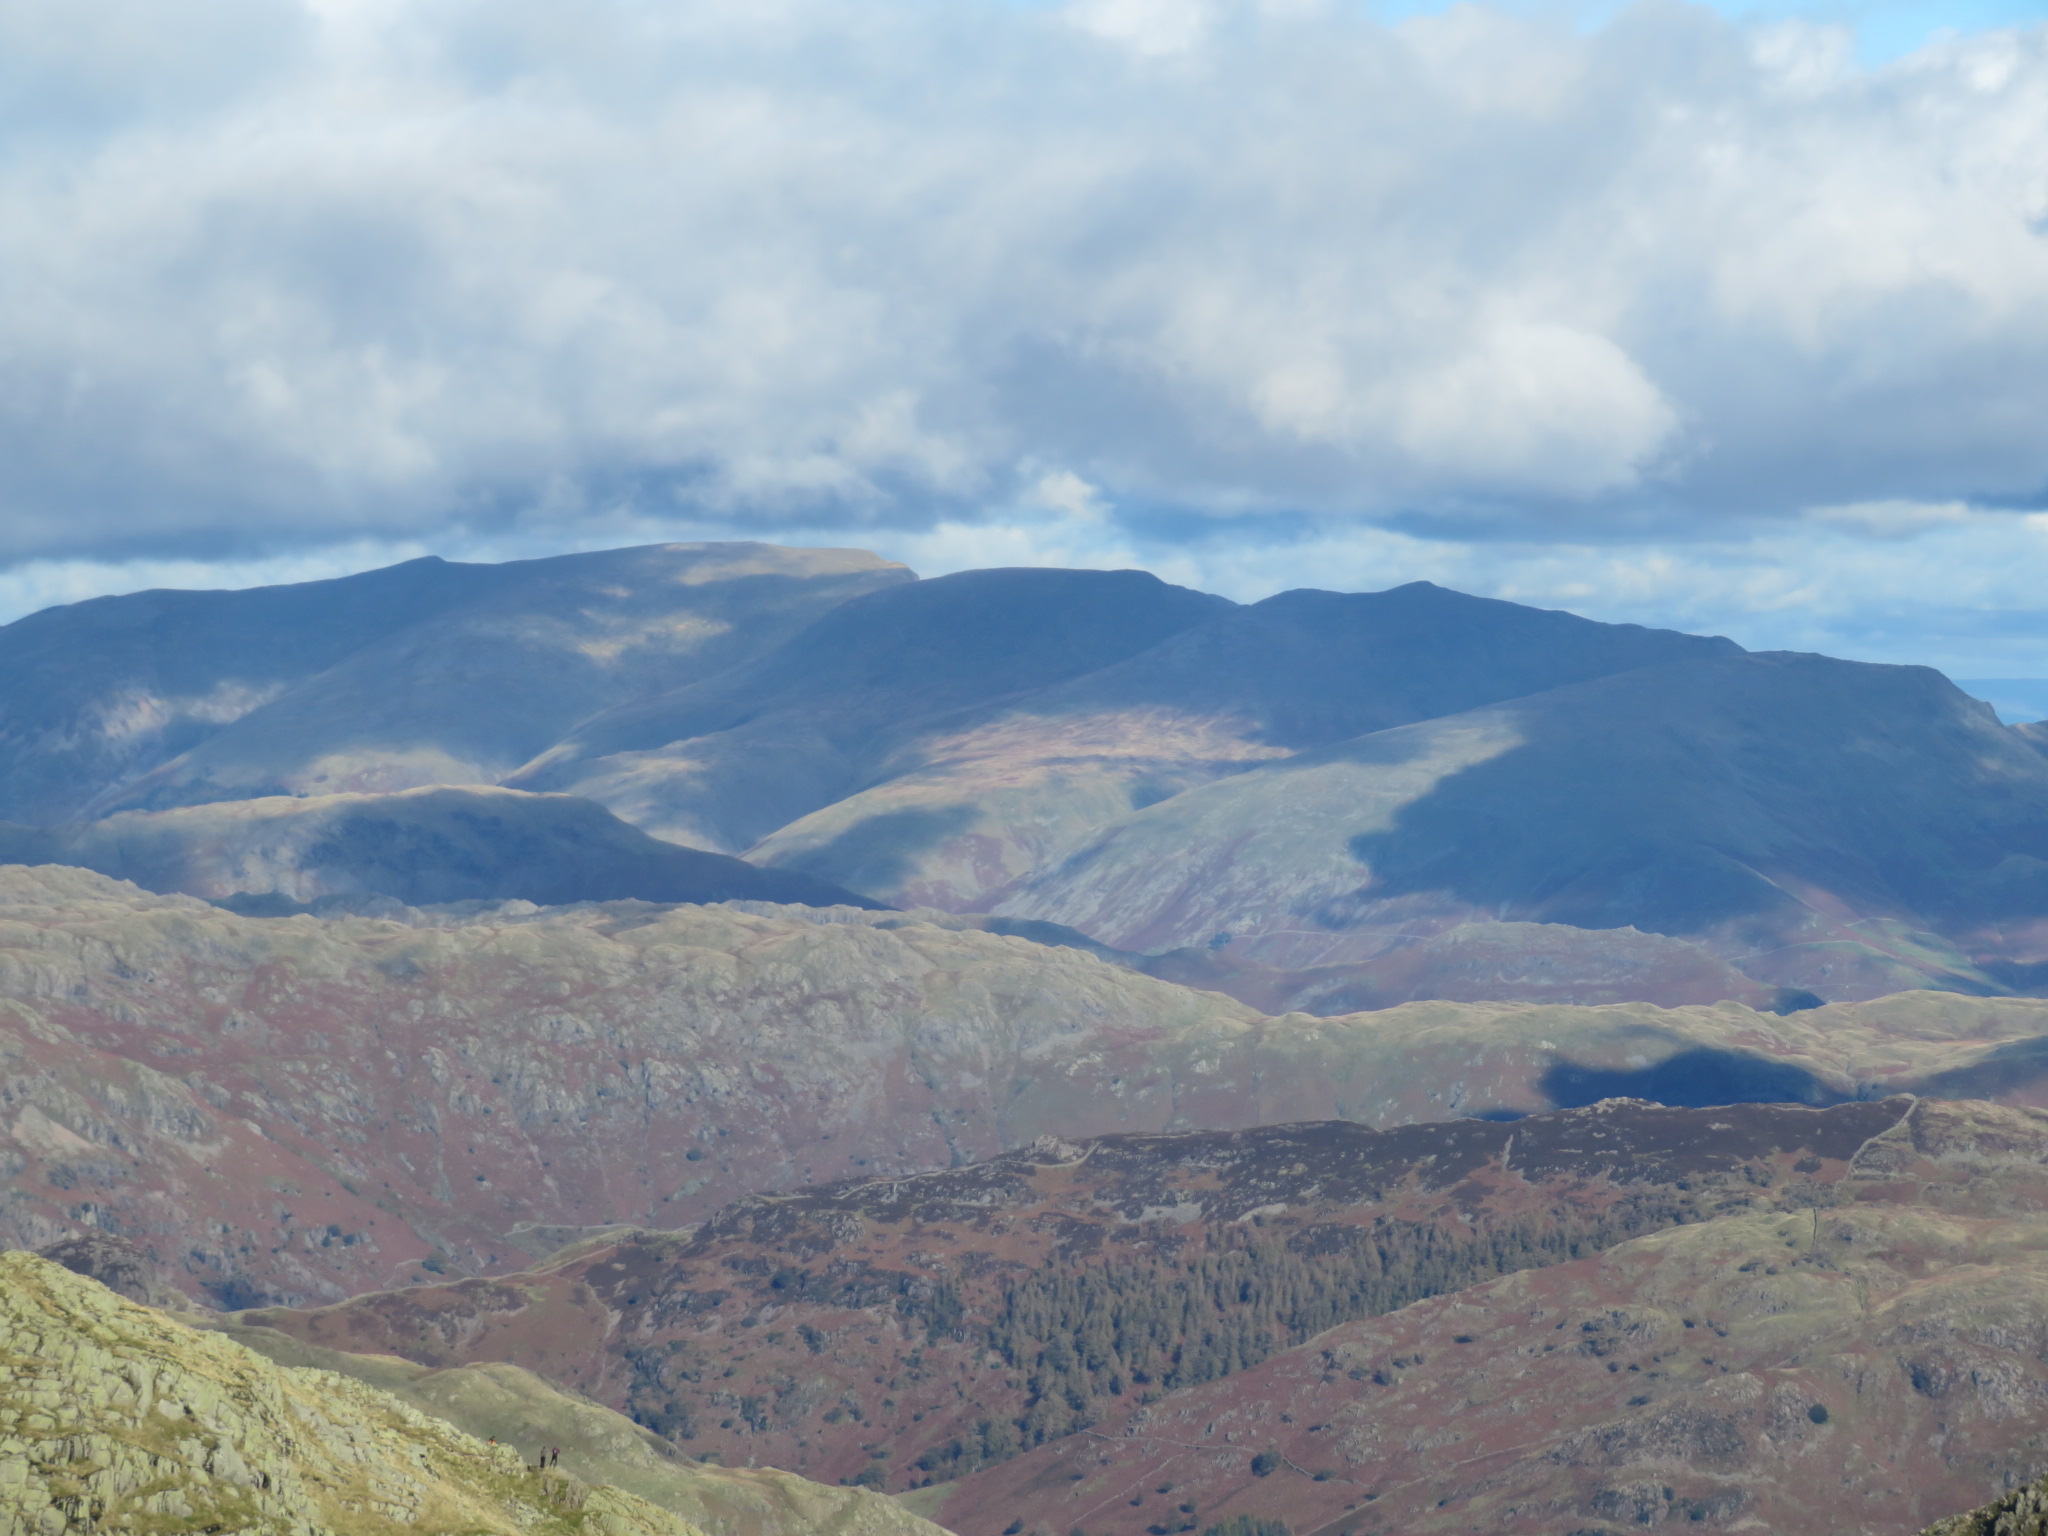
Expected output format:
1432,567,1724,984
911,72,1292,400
0,543,910,824
747,583,1738,908
996,651,2048,998
0,786,880,908
509,566,1232,852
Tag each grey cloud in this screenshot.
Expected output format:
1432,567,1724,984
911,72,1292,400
0,0,2045,565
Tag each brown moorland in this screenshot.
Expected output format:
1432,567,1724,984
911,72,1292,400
16,866,2048,1310
236,1095,2048,1526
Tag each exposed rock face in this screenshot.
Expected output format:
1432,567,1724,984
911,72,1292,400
0,1250,698,1536
1923,1471,2048,1534
36,1231,191,1310
11,866,2048,1309
205,1321,953,1536
0,786,880,909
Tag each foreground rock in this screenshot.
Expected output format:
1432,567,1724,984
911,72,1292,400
0,1250,698,1536
216,1328,947,1536
1923,1470,2048,1535
12,867,2048,1308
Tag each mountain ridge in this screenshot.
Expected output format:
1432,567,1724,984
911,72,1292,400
5,540,2043,1009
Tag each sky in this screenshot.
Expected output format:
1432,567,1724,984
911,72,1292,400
2,0,2048,677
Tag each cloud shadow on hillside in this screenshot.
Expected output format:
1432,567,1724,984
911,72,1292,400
1542,1047,1847,1110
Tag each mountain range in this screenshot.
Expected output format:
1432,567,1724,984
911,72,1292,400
10,541,2048,1536
2,540,2046,1010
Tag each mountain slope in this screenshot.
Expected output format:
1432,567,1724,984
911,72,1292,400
230,1096,2048,1536
0,786,879,908
24,1233,951,1536
944,1196,2048,1536
995,650,2048,998
1923,1468,2048,1534
0,542,909,824
11,867,2048,1308
508,566,1232,853
204,1321,951,1536
742,583,1738,908
232,1098,1920,1489
0,1250,699,1536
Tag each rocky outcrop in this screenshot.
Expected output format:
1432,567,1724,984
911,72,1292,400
1924,1474,2048,1535
10,866,2048,1308
0,1249,698,1536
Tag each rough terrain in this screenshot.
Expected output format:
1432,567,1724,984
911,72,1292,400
233,1096,2048,1526
0,1249,698,1536
27,1229,948,1536
944,1188,2048,1536
1922,1465,2048,1534
15,866,2048,1309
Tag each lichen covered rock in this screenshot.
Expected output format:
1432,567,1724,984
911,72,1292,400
0,1249,699,1535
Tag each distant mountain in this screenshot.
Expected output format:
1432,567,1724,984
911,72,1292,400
7,868,2048,1310
995,650,2048,999
742,581,1735,909
0,785,877,909
236,1096,2048,1536
4,541,2047,1006
0,542,908,823
507,565,1233,852
1955,676,2048,724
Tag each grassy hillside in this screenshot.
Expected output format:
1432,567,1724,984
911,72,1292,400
0,1250,697,1536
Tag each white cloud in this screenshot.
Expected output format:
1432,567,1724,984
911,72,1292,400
0,0,2043,585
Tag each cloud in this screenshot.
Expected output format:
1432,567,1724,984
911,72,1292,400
0,0,2044,570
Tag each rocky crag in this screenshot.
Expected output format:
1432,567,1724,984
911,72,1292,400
13,866,2048,1310
1923,1470,2048,1535
0,1249,698,1536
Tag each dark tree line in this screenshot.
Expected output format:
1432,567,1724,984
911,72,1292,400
910,1191,1704,1481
